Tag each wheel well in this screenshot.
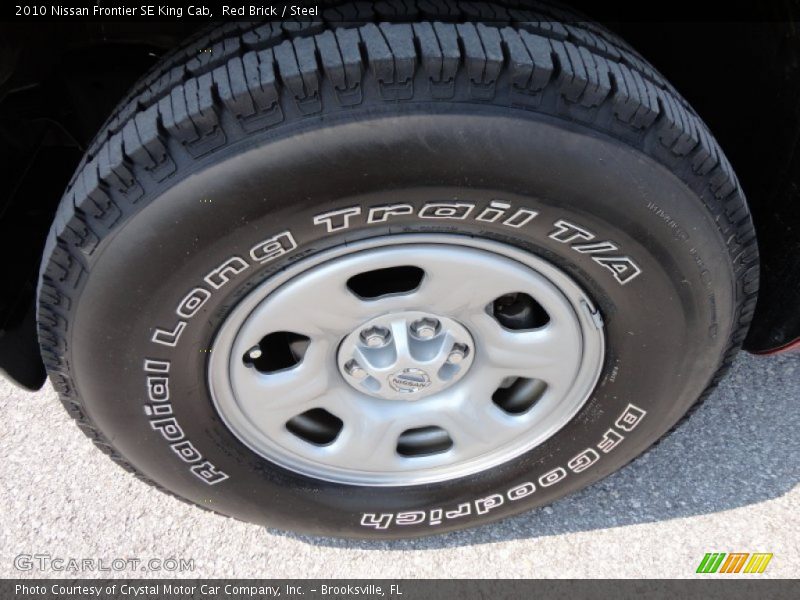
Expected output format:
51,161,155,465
0,23,197,388
1,18,798,388
616,21,800,351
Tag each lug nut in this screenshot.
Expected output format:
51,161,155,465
360,326,391,348
410,318,440,339
447,344,469,364
345,360,367,379
247,346,262,360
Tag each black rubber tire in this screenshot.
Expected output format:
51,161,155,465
37,5,759,538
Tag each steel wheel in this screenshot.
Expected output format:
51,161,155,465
209,235,605,486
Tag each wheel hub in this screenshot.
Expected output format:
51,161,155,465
338,312,475,401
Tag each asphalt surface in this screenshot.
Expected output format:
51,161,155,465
1,351,798,579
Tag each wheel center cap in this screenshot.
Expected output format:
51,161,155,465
388,368,432,394
337,310,475,401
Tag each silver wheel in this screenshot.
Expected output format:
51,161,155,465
209,235,604,486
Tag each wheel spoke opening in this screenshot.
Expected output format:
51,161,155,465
397,426,453,457
346,265,424,299
286,408,344,446
490,292,550,330
492,377,548,415
244,331,310,374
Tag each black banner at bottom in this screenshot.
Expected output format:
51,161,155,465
2,579,798,600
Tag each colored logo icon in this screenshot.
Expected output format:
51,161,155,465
696,553,773,574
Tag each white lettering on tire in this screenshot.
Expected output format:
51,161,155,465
143,359,229,485
549,219,642,285
360,403,647,529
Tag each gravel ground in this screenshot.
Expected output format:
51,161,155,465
1,351,797,579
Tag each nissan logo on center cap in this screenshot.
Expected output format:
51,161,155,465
388,368,432,394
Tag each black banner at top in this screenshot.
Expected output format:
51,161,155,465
2,0,799,23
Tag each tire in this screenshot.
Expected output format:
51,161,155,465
37,5,759,538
